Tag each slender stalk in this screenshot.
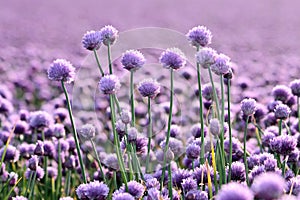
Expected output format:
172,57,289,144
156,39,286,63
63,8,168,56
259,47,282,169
244,116,250,186
208,67,220,120
146,97,152,173
130,70,135,127
196,46,205,165
56,141,62,198
220,75,226,184
227,78,233,182
168,164,173,199
65,170,71,196
282,156,287,176
61,81,87,183
109,94,128,190
93,49,104,76
279,119,283,135
90,139,107,183
113,95,121,114
107,43,113,74
160,69,174,194
24,171,33,197
28,171,37,200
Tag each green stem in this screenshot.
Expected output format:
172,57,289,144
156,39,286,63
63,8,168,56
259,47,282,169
168,164,173,199
196,46,205,165
282,156,287,176
93,49,104,76
244,116,250,186
28,171,37,200
220,75,226,184
227,79,233,182
279,119,283,135
56,141,62,198
90,139,107,183
24,171,33,197
113,95,121,114
65,170,71,196
160,69,174,194
130,70,135,127
61,81,87,183
109,94,128,190
146,97,152,173
208,67,220,120
107,43,113,74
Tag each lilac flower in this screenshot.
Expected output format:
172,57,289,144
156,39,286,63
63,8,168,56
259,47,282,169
229,161,245,182
120,109,131,124
137,79,160,99
0,145,20,162
100,25,118,46
270,135,297,155
262,131,276,148
251,172,285,200
28,155,39,171
52,123,65,138
121,49,146,71
127,127,138,143
112,192,134,200
0,97,13,114
241,98,257,116
195,47,217,69
103,154,119,170
186,143,201,159
185,190,208,200
146,178,160,189
272,85,292,103
34,140,44,156
118,181,145,199
290,79,300,97
274,104,291,119
193,164,216,184
99,74,121,95
170,124,181,138
78,124,96,139
76,181,109,200
29,111,53,130
47,167,58,179
160,137,184,157
14,120,29,135
19,109,29,121
172,168,191,188
286,176,300,196
146,188,164,200
82,30,102,51
249,165,266,183
182,177,197,192
155,148,174,163
186,26,212,47
43,141,56,158
216,182,253,200
211,53,231,76
209,118,220,136
202,83,219,101
159,47,187,70
25,166,45,180
48,59,76,83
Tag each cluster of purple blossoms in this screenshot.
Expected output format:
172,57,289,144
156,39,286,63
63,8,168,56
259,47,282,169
137,79,160,99
48,59,76,83
241,98,257,116
99,74,121,95
76,181,109,200
121,49,146,71
159,47,187,70
82,30,102,51
211,53,231,76
99,25,118,46
186,25,212,47
195,47,217,69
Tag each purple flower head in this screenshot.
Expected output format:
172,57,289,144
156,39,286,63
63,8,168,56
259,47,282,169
76,181,109,200
160,137,184,157
211,53,231,76
272,85,292,103
185,190,208,200
99,74,121,95
135,136,148,156
159,48,187,70
137,79,160,99
29,111,53,130
127,127,138,143
19,109,29,121
251,172,285,200
14,120,29,135
229,161,245,182
193,164,216,184
28,155,39,171
274,104,291,119
290,79,300,97
263,156,277,171
155,148,174,163
241,98,257,116
47,166,58,179
34,140,44,156
172,168,191,188
209,118,220,136
100,25,118,46
202,83,220,101
118,181,145,199
146,178,160,189
186,26,212,47
121,49,146,71
0,145,20,162
0,97,13,115
288,149,299,163
43,141,55,158
112,192,134,200
146,188,164,200
195,47,217,69
182,177,197,193
54,108,68,122
262,131,276,148
52,123,65,138
48,59,76,83
216,182,253,200
286,176,300,196
267,100,282,112
186,143,201,160
12,196,28,200
270,135,297,155
82,30,102,51
25,166,44,180
103,153,119,170
120,109,131,124
78,124,96,139
170,124,181,138
190,123,207,138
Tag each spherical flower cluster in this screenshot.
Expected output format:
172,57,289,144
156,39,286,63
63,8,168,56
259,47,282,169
120,109,131,124
82,30,102,51
270,134,297,155
272,85,292,103
195,47,217,69
181,177,197,192
48,59,76,83
186,143,201,159
159,47,187,70
78,124,96,139
99,74,121,95
186,25,212,47
99,25,118,46
121,49,146,71
211,53,231,76
76,181,109,200
202,83,219,101
112,192,134,200
290,79,300,97
241,98,257,116
274,104,291,119
118,181,145,199
137,79,160,99
216,182,253,200
251,172,285,200
209,118,220,136
29,111,53,130
229,161,246,182
0,145,20,162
